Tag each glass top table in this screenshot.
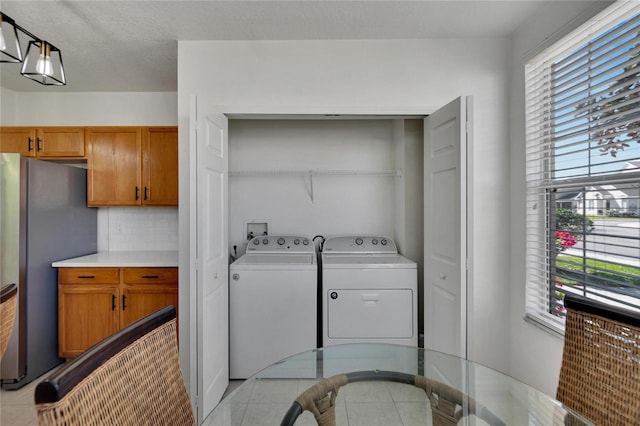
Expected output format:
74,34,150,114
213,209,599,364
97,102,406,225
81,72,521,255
204,343,592,426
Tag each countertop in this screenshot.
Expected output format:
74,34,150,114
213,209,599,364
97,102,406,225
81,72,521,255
52,251,178,268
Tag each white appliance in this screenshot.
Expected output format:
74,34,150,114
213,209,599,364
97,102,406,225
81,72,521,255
229,235,317,379
321,236,418,347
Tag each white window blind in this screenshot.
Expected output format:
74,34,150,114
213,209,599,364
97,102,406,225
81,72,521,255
525,1,640,332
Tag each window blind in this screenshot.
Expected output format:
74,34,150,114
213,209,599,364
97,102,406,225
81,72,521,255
525,1,640,332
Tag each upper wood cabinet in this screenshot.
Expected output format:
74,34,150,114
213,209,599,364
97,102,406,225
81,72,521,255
143,127,179,206
87,126,177,207
87,127,141,206
0,127,85,158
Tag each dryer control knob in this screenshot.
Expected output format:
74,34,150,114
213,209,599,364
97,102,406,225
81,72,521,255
294,239,300,245
330,291,338,300
355,237,364,245
303,239,310,245
372,239,378,245
232,273,240,281
277,237,286,245
381,239,388,245
253,239,260,245
262,238,269,245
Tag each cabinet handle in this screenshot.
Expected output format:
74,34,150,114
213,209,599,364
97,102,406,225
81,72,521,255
37,137,43,152
135,186,140,200
77,275,96,279
144,186,149,201
141,275,159,279
28,137,34,152
112,295,116,311
122,295,127,310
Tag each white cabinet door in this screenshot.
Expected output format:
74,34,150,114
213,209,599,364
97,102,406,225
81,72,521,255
192,98,229,423
424,96,470,360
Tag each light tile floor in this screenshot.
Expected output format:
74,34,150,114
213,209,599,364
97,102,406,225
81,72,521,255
2,377,435,425
0,376,244,426
204,379,433,426
0,374,43,426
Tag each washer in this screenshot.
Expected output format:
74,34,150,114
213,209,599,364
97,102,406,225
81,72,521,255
322,236,417,347
229,235,317,379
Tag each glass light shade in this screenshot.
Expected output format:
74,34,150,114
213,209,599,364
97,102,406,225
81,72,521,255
0,13,23,63
20,40,65,85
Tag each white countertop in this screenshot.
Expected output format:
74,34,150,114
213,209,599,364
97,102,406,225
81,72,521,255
52,251,178,267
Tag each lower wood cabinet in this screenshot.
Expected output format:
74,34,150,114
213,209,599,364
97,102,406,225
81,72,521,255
58,267,178,358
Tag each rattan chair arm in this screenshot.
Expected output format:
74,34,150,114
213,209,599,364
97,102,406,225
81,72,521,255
35,305,177,404
0,283,17,303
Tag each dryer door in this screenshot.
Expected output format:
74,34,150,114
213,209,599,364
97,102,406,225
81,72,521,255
327,289,414,339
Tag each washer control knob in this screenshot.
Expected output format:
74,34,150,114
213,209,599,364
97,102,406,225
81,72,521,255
303,239,310,245
372,239,378,245
330,291,338,300
277,237,286,246
253,239,260,245
294,239,300,245
262,238,269,245
381,239,388,245
355,237,364,245
232,273,240,281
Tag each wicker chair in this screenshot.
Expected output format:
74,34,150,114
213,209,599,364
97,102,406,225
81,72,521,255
0,283,18,360
34,305,195,426
280,370,505,426
557,293,640,425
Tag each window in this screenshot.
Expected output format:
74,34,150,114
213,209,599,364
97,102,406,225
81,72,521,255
525,2,640,332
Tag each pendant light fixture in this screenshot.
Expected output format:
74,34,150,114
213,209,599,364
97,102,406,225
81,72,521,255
20,40,66,86
0,11,66,85
0,12,23,63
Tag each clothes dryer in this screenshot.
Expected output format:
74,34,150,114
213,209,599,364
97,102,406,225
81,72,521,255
321,236,417,347
230,235,317,379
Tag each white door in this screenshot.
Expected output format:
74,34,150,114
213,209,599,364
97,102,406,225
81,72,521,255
191,97,229,422
424,96,469,359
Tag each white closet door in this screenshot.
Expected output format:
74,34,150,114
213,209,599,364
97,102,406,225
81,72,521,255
424,96,470,361
191,97,229,423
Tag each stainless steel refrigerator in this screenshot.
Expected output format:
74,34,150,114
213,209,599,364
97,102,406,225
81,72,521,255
0,153,97,389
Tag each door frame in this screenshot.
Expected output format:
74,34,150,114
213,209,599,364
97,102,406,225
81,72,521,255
179,102,473,415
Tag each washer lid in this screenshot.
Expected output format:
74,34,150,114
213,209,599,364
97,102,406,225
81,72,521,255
322,254,416,269
233,253,316,265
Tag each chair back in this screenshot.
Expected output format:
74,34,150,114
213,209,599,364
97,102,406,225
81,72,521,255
35,306,195,426
0,283,18,359
281,370,505,426
557,293,640,425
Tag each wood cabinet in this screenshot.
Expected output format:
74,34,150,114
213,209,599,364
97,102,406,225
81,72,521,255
58,268,120,358
0,127,85,158
87,126,178,207
121,268,179,328
58,267,178,358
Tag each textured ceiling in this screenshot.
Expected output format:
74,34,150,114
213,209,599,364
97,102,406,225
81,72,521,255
0,1,568,92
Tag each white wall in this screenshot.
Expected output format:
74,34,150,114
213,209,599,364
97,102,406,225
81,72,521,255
9,92,177,126
177,38,512,391
508,0,612,395
228,118,400,256
0,87,17,125
2,91,179,252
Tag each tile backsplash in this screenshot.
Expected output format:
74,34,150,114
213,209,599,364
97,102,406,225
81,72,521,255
97,207,178,252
